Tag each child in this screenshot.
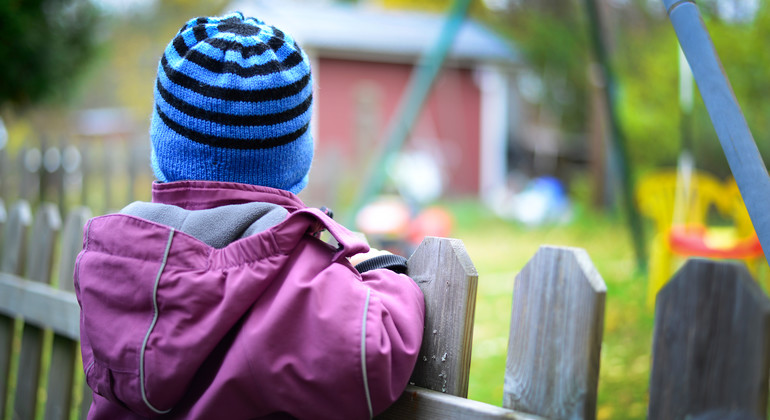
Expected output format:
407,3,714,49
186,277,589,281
74,12,425,420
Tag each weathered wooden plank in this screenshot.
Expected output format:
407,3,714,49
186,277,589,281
0,198,6,254
14,203,62,420
376,385,547,420
24,203,61,284
406,237,478,397
15,326,44,419
45,206,90,420
0,274,79,339
648,258,770,419
20,147,40,202
687,408,766,420
0,200,31,418
80,379,92,420
503,246,606,419
0,199,8,420
44,338,77,420
1,200,32,275
57,207,90,292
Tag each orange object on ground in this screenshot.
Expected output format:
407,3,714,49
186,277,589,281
669,224,763,259
407,206,454,244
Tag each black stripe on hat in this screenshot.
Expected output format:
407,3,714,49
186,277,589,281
172,34,192,57
160,55,311,103
173,18,300,62
179,16,209,35
270,28,286,42
205,38,269,58
193,24,208,44
156,78,312,127
266,34,287,53
203,36,302,60
219,14,242,25
156,105,310,149
171,32,303,75
217,21,261,37
177,47,305,78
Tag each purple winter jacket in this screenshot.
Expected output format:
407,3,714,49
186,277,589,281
74,181,425,419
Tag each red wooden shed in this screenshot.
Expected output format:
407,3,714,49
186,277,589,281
233,0,519,205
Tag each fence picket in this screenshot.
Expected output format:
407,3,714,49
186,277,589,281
404,237,478,398
45,207,90,420
0,201,32,418
14,203,61,420
1,201,32,275
78,376,92,420
648,259,770,419
56,207,90,294
503,246,606,419
0,199,6,256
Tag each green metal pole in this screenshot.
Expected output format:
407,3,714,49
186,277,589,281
583,0,648,273
345,0,472,226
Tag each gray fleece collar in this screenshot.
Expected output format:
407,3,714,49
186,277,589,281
120,201,289,249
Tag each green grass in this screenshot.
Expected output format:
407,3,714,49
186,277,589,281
441,200,655,419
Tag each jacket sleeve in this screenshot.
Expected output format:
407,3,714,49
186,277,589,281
354,254,408,274
359,268,425,416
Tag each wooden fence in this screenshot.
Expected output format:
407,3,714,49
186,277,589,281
0,141,358,220
0,141,154,218
0,200,769,419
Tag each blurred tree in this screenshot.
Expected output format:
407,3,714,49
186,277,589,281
73,0,228,121
613,2,681,170
691,5,770,177
379,0,491,19
381,0,452,12
0,0,101,108
477,0,591,140
613,0,770,177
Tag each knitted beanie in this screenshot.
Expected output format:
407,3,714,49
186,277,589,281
150,12,314,194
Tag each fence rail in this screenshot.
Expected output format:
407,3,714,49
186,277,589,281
0,200,769,419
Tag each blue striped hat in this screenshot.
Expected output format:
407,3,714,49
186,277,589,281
150,12,314,194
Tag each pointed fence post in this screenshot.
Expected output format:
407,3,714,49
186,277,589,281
405,236,478,397
0,199,6,255
45,207,91,420
56,207,90,294
1,201,32,275
503,246,606,419
648,259,770,419
14,203,61,420
0,201,32,417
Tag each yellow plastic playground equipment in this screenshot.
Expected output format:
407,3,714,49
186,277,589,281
636,170,765,304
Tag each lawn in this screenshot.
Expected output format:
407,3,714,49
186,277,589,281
442,200,656,419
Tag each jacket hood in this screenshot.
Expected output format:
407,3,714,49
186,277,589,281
120,201,289,249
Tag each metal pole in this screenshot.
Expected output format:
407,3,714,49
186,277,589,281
345,0,472,226
663,0,770,264
584,0,648,272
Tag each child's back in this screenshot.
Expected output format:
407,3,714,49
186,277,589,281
74,13,425,420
